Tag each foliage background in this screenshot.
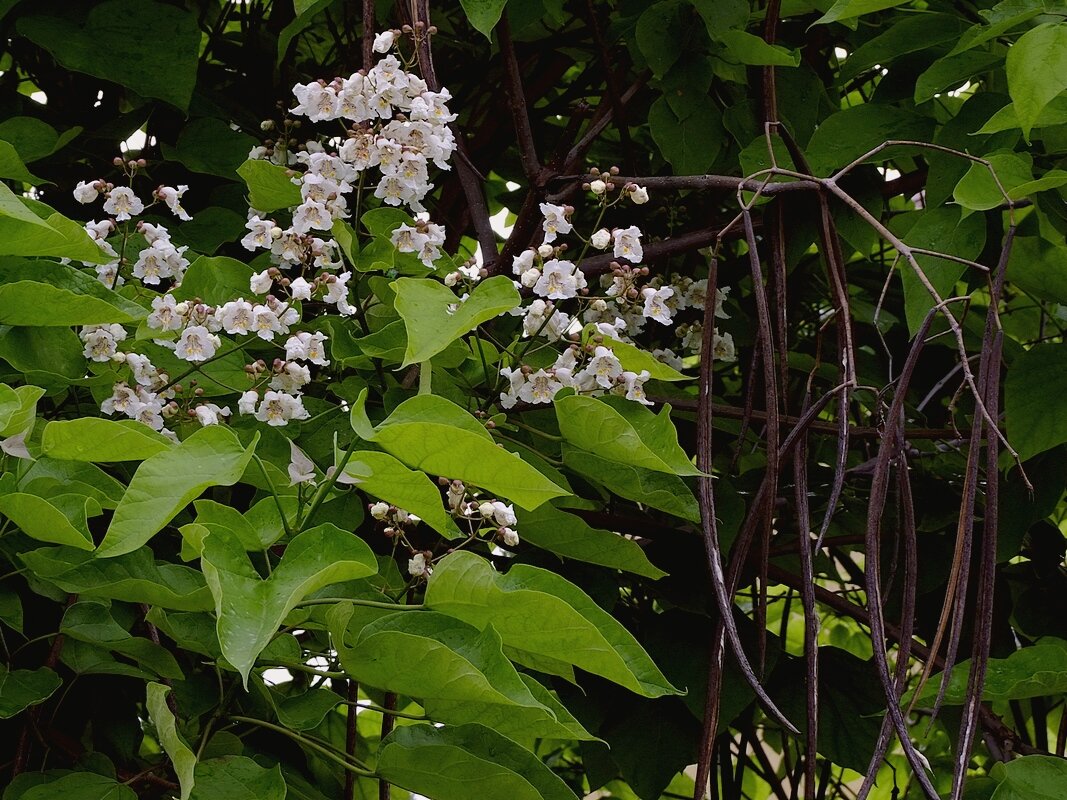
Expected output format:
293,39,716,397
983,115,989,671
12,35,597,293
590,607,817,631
1,1,1067,799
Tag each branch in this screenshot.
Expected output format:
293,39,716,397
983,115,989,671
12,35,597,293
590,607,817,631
498,17,540,181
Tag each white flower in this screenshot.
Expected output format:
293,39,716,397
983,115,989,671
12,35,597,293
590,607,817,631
73,180,100,204
591,228,611,250
373,30,397,53
147,294,184,331
712,330,737,362
629,185,649,204
519,268,541,288
370,501,391,520
242,216,277,251
589,179,607,195
238,390,259,415
284,331,329,365
490,501,516,527
101,382,141,415
324,272,355,315
271,360,312,393
217,300,256,335
292,200,332,233
512,249,536,276
539,203,572,243
533,259,583,300
194,403,230,426
392,223,429,254
652,348,684,370
499,366,526,409
156,185,191,221
250,269,273,295
288,442,317,485
254,390,310,426
582,346,623,389
251,305,284,340
620,370,652,404
125,352,161,387
80,324,126,362
407,552,429,577
292,81,340,122
140,222,170,245
612,225,643,262
103,187,144,221
500,527,520,547
537,243,554,258
519,369,563,404
175,325,220,362
641,286,674,325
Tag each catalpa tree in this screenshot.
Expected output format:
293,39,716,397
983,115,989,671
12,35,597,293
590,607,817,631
1,1,1066,799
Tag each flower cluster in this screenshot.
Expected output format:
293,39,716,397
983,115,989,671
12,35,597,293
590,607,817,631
493,172,737,408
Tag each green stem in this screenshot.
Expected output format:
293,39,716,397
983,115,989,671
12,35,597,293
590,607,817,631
342,701,428,721
298,441,357,531
251,454,293,538
229,715,375,776
160,338,259,392
509,420,563,441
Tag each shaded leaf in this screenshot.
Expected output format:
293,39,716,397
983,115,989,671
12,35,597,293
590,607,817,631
147,683,197,800
0,665,62,719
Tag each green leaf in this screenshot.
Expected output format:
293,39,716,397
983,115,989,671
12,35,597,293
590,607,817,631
601,335,688,381
0,665,62,719
460,0,508,40
838,13,969,82
948,6,1045,57
172,256,255,305
392,276,519,366
895,207,986,336
649,96,724,175
554,393,699,476
562,444,701,523
0,325,86,386
0,140,45,184
718,30,799,67
201,523,377,686
377,723,579,800
278,0,335,61
0,490,98,549
340,450,460,538
1006,22,1067,140
953,152,1033,211
189,757,287,800
161,117,259,179
147,683,197,800
20,546,214,611
0,260,146,325
636,1,685,77
273,687,339,730
0,585,24,633
910,640,1067,706
237,159,302,212
170,207,248,256
0,383,44,437
0,116,62,162
351,390,568,510
804,105,933,177
18,773,136,800
17,0,201,110
990,755,1067,800
41,419,173,462
915,51,1003,104
1007,236,1067,305
516,502,667,579
812,0,911,26
425,551,681,697
96,426,259,558
1006,343,1067,461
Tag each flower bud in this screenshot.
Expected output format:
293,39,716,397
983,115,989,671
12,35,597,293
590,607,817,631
629,185,649,204
589,179,607,195
537,244,554,258
591,228,611,250
370,501,390,520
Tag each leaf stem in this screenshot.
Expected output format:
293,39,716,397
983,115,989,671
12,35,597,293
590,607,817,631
229,715,375,776
296,597,423,611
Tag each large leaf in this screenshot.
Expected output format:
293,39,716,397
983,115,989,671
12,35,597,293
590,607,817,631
805,105,933,177
18,773,136,800
813,0,911,26
0,490,98,550
0,665,62,719
990,756,1067,800
189,757,287,800
17,0,201,110
516,502,667,579
459,0,508,40
425,551,680,697
0,383,44,437
648,96,724,175
237,159,301,212
392,275,519,366
1006,22,1067,140
351,390,568,510
20,546,214,611
553,392,699,476
161,117,259,178
96,426,259,558
201,523,377,686
0,260,146,325
172,256,255,305
377,723,579,800
910,640,1067,706
0,188,109,263
340,449,460,537
0,140,45,184
41,418,173,462
636,1,685,77
147,683,197,800
562,445,701,523
1006,343,1067,461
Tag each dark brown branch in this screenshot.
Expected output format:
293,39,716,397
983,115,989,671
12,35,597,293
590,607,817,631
498,17,540,181
361,0,374,71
